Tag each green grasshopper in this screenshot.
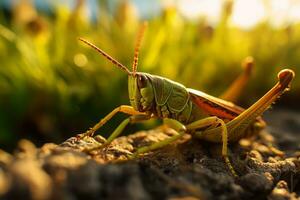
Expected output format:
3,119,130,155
78,23,295,176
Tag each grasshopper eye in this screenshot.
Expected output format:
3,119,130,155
138,75,147,88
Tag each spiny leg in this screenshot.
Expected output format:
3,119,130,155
225,69,295,140
82,105,144,137
83,114,151,152
194,69,294,175
216,118,237,177
187,117,237,177
201,69,295,142
220,56,254,103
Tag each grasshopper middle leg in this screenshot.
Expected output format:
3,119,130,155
220,56,254,103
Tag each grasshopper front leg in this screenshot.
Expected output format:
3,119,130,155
81,105,144,138
83,114,151,152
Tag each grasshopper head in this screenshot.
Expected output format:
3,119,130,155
128,73,154,112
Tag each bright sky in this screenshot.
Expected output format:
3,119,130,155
2,0,300,29
177,0,221,25
231,0,266,28
175,0,300,29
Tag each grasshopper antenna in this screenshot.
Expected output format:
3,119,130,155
78,38,131,75
132,21,148,76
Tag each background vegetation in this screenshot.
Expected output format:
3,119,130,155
0,0,299,151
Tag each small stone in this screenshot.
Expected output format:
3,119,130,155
238,173,273,194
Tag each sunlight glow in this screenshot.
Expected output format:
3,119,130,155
268,0,291,27
289,2,300,22
176,0,300,29
231,0,266,29
177,0,221,24
74,53,88,68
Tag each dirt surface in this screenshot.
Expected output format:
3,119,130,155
0,110,300,200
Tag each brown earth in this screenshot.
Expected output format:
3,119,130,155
0,109,299,200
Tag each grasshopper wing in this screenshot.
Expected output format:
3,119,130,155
188,88,245,121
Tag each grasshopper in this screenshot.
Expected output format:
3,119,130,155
78,23,295,176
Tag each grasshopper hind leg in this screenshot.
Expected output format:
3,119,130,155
187,117,238,177
132,117,238,177
195,69,294,175
225,69,295,141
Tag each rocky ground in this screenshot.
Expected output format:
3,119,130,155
0,109,299,200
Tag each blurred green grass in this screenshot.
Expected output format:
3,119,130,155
0,1,299,150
